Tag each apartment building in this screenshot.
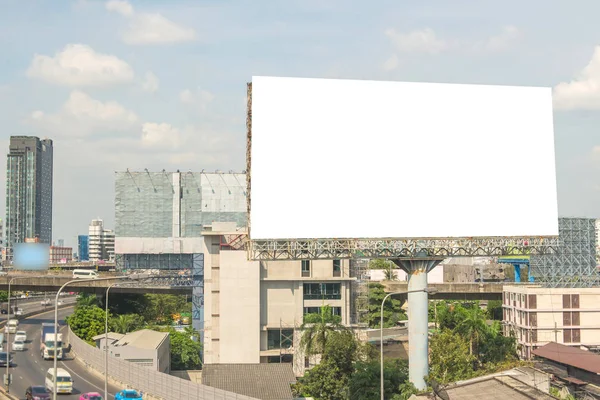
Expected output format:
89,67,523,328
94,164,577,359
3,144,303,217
89,219,115,261
502,285,600,359
202,223,355,376
49,246,73,263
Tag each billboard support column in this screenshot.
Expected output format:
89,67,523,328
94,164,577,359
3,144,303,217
514,264,521,283
394,257,443,391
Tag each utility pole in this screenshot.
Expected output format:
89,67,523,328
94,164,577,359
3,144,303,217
553,322,559,342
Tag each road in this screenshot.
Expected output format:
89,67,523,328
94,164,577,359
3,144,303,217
4,306,122,399
0,295,77,321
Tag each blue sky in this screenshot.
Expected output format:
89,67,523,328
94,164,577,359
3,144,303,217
1,0,599,248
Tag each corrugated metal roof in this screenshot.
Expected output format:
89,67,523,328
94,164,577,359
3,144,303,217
92,332,125,341
113,329,169,350
202,364,296,400
532,342,600,374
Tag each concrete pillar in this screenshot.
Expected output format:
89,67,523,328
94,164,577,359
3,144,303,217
394,258,443,391
514,264,521,283
528,264,535,282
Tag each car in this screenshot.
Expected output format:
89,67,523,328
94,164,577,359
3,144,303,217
14,308,23,316
12,340,24,351
115,389,143,400
15,330,27,342
57,300,64,306
0,309,7,315
41,299,51,306
80,392,103,400
25,385,51,399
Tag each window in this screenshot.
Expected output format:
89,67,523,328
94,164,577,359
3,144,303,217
531,329,538,343
267,355,293,363
267,329,294,350
564,329,572,343
301,260,311,277
304,307,342,316
563,311,580,326
563,294,579,309
304,283,341,300
333,260,341,277
529,312,537,327
528,294,537,310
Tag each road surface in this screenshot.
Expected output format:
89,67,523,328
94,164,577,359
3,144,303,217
4,306,122,399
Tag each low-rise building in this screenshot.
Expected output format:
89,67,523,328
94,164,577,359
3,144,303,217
92,329,170,373
49,246,72,264
502,286,600,358
202,364,296,399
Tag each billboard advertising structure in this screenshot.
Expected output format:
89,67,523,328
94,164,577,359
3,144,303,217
13,243,50,270
248,76,558,242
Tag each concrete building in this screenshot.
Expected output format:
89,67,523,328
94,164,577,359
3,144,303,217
89,219,115,261
502,285,600,359
49,246,72,263
114,171,247,334
5,136,53,253
92,329,170,373
202,222,357,376
78,235,89,261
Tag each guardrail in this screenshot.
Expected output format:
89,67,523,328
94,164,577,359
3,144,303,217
67,328,259,400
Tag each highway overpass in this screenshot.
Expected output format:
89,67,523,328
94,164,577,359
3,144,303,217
0,272,512,298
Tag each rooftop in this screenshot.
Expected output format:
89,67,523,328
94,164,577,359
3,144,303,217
532,342,600,374
92,329,168,350
202,364,296,400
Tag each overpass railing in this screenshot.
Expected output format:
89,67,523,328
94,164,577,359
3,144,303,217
67,328,258,400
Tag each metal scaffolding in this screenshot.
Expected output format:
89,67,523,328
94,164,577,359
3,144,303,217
530,217,599,287
349,258,369,326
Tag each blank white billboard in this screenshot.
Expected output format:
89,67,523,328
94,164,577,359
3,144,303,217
249,76,558,240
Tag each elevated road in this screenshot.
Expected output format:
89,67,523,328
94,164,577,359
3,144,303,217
382,281,513,300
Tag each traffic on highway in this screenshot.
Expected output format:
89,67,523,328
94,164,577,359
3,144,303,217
0,299,123,399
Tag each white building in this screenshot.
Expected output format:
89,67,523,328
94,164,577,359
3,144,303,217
503,285,600,359
93,329,170,373
88,219,115,262
202,223,356,376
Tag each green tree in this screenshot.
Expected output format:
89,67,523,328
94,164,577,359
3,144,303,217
144,294,187,324
170,328,202,370
66,305,108,344
294,330,359,400
111,314,145,334
479,321,518,364
455,305,489,356
301,305,345,356
350,359,409,400
369,259,394,270
0,291,8,302
392,382,418,400
486,300,503,320
76,293,99,309
429,329,475,384
367,283,406,329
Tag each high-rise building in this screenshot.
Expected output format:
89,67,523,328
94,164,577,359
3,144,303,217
78,235,89,261
88,219,115,261
5,136,53,253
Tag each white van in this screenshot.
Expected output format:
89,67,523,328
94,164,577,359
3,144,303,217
72,269,99,279
45,367,73,394
5,320,18,334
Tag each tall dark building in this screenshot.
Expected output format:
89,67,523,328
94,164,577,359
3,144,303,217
5,136,53,252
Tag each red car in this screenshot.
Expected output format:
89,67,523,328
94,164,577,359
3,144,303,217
80,393,103,400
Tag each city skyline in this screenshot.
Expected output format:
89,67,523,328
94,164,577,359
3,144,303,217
1,0,600,247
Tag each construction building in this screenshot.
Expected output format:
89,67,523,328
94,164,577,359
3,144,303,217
502,285,600,359
5,136,53,254
88,219,115,261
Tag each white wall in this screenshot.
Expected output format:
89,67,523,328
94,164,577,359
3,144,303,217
367,265,444,283
218,250,260,363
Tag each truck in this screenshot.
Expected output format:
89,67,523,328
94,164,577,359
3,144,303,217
40,323,63,360
5,320,18,334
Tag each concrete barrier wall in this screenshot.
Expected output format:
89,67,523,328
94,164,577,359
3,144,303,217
67,328,259,400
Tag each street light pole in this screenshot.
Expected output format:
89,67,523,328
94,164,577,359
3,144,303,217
380,287,437,400
105,282,120,400
52,276,127,400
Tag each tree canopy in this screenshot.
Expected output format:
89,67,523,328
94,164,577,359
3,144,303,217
367,283,406,328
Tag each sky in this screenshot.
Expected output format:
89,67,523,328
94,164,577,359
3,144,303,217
1,0,600,248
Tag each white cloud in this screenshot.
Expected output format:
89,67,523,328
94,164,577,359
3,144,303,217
26,44,134,87
553,46,600,111
105,0,133,16
141,122,182,149
28,90,139,137
180,88,215,110
478,25,520,52
382,54,400,71
141,71,159,93
385,28,449,54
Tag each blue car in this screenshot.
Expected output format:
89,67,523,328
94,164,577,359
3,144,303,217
115,389,143,400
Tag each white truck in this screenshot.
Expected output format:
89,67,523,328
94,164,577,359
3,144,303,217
40,323,63,360
5,320,18,334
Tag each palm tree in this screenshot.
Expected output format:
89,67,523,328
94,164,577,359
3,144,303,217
75,293,98,309
111,314,138,334
300,305,346,356
383,265,397,281
455,306,489,356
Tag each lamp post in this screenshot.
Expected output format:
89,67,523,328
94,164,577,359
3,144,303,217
52,276,128,400
380,287,438,400
6,275,45,393
104,282,120,400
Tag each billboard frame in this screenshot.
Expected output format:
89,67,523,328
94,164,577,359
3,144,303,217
245,81,559,261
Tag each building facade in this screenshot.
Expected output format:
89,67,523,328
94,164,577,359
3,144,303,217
114,171,247,334
78,235,89,261
202,223,356,376
49,246,73,264
503,285,600,359
5,136,53,253
88,219,115,261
